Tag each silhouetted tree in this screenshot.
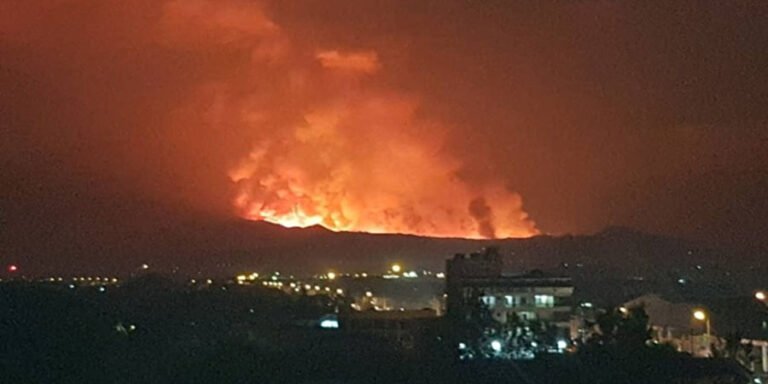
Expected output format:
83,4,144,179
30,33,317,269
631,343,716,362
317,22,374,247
586,305,651,350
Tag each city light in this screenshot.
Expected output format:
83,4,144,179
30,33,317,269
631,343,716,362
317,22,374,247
7,264,18,273
557,339,568,350
320,319,339,329
382,274,400,279
391,264,402,273
327,272,336,280
692,309,711,345
755,291,766,301
490,340,502,353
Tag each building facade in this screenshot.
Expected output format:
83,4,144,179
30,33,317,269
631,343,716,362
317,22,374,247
446,248,574,328
624,293,768,378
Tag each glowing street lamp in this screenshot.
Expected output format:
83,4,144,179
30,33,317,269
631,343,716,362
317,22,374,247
391,264,402,273
693,309,711,345
755,291,766,301
327,271,336,280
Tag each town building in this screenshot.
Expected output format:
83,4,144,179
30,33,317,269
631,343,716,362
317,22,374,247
446,247,574,331
624,293,768,379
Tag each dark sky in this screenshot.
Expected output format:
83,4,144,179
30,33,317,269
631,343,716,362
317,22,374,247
1,1,767,273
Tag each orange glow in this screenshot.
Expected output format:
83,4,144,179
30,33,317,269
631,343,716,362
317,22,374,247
247,204,324,229
193,1,541,240
155,0,539,239
229,98,539,239
316,50,381,74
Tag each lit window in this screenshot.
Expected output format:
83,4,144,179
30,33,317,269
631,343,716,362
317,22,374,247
320,319,339,329
504,295,517,307
534,295,554,308
481,295,496,307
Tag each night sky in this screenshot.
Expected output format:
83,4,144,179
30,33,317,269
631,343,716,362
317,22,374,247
2,1,767,273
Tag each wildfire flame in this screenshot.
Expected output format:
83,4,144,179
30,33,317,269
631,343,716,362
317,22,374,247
159,0,538,239
228,96,538,239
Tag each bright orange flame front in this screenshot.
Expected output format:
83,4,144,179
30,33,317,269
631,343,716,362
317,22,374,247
229,100,539,240
247,205,324,229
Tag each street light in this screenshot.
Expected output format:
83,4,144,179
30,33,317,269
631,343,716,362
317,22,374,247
618,306,628,315
755,291,766,301
391,264,402,273
693,309,711,353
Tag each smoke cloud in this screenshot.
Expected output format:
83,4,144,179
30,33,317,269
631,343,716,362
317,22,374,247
2,0,538,240
3,0,766,251
316,50,381,74
152,0,539,239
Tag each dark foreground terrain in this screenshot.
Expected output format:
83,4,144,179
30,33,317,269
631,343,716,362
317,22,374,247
0,278,751,384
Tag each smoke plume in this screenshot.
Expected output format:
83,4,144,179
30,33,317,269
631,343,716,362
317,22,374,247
2,0,538,240
161,0,540,239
